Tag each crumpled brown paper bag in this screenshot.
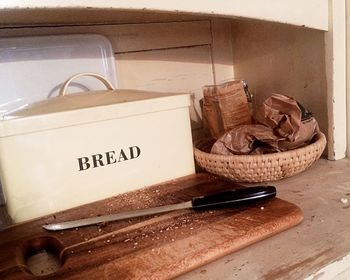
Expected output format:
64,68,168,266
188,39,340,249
211,124,280,155
211,94,319,155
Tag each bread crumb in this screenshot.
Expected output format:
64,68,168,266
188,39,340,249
341,198,348,204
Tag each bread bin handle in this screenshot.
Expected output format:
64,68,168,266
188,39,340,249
59,72,115,96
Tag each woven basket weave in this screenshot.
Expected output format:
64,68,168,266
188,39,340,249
194,132,326,183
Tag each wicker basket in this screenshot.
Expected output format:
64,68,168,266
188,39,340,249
194,132,326,182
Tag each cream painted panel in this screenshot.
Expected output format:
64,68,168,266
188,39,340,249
116,45,214,129
111,21,211,53
0,0,328,30
0,21,212,53
210,20,235,83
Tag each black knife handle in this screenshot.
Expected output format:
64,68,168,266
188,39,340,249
191,186,276,209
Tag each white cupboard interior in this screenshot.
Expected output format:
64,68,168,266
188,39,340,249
1,4,350,279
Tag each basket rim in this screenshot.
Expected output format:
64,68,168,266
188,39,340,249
194,131,327,160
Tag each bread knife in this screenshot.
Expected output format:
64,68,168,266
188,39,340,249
43,186,276,231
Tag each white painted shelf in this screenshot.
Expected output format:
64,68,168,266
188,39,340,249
179,159,350,280
0,0,328,30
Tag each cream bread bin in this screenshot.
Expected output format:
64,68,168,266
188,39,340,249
0,73,195,222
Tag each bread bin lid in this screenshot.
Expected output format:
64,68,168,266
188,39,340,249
0,73,190,137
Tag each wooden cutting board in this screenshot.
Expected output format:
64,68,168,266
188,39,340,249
0,173,303,280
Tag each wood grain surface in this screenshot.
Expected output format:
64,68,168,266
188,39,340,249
0,173,303,279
